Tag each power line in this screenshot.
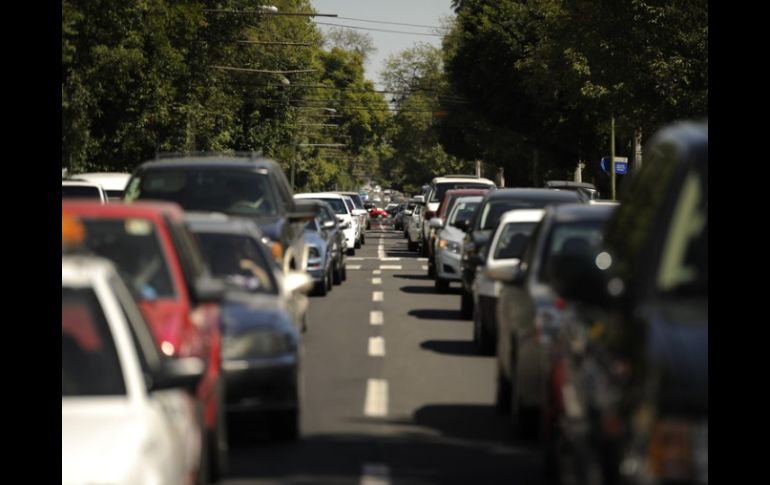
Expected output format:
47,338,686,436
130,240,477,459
314,21,443,37
334,16,448,30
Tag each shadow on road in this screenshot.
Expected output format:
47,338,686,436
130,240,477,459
226,430,544,485
420,339,484,357
393,273,432,281
408,308,466,321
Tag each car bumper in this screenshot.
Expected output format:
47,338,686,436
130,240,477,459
436,249,462,281
223,354,299,413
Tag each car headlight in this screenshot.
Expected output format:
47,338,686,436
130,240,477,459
440,239,462,254
223,328,295,359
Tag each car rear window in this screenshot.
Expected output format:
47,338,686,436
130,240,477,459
195,232,278,294
62,287,126,396
80,218,176,299
431,182,493,203
126,169,277,216
62,185,102,200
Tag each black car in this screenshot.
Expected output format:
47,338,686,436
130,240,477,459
186,214,311,441
546,121,707,485
124,156,313,274
490,203,617,440
458,188,584,317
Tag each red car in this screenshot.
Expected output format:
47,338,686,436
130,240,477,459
368,206,389,219
62,200,228,481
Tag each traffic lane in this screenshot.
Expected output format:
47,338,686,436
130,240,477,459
223,229,544,484
373,242,545,484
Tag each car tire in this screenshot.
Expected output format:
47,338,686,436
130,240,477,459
333,262,342,285
207,381,228,483
420,238,429,256
495,366,512,414
361,233,365,245
407,237,418,252
428,259,436,277
460,291,473,319
326,267,333,293
474,304,494,355
315,279,327,296
347,247,355,256
195,402,210,485
270,409,300,442
435,278,449,293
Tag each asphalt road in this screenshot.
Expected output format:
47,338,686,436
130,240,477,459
222,220,545,485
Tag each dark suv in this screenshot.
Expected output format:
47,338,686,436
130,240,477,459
125,156,312,273
547,121,707,485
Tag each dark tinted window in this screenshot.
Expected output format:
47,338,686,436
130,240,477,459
81,218,176,298
126,169,277,216
315,198,348,214
432,182,494,203
540,220,607,283
494,222,537,259
195,232,277,294
478,196,579,230
62,287,125,396
62,185,102,199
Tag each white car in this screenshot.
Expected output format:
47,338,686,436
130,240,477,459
73,172,131,201
295,192,358,255
62,180,108,203
472,208,544,354
433,196,483,291
62,255,204,485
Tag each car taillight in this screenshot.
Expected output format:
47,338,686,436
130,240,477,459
271,241,283,262
646,419,696,481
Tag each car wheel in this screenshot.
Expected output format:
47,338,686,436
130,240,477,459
341,264,347,281
347,247,355,256
460,291,473,319
474,304,494,355
326,267,333,292
407,236,418,252
495,365,512,414
361,232,366,245
195,402,210,485
207,382,228,483
435,278,449,293
315,278,327,296
333,261,342,285
428,259,436,277
420,239,429,256
270,409,300,441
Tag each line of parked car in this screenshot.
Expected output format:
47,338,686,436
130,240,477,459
62,155,378,484
394,121,708,485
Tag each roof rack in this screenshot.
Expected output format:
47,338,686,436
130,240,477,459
441,174,480,179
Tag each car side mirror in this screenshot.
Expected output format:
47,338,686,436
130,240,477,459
150,356,205,393
285,271,314,294
429,218,444,229
194,275,225,303
322,220,336,230
452,219,470,232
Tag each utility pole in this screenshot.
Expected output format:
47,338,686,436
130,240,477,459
611,115,616,200
634,127,643,171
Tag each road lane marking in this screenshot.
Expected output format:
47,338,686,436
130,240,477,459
370,311,383,325
372,277,382,285
373,270,381,275
364,379,388,417
417,257,428,261
380,257,401,261
379,265,402,270
372,291,383,301
348,257,365,261
421,265,428,270
360,463,391,485
368,337,385,356
348,265,362,270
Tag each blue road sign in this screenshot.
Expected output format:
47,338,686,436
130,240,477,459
601,157,628,174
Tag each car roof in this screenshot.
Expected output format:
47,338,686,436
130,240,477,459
184,212,264,237
485,188,583,202
62,199,186,222
62,255,117,287
136,156,283,172
544,180,597,190
432,175,496,185
63,180,102,188
498,208,546,225
549,203,618,223
74,173,131,190
295,192,344,200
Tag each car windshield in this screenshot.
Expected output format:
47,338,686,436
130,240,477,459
125,169,277,217
62,287,126,397
81,218,176,299
448,198,481,224
347,194,364,209
540,220,607,283
494,222,537,259
316,198,348,215
479,197,575,230
62,185,102,199
195,232,277,294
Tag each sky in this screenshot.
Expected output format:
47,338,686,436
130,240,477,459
310,0,455,89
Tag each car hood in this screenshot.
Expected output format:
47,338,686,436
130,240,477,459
438,225,465,244
253,216,283,242
221,291,295,334
62,399,149,485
